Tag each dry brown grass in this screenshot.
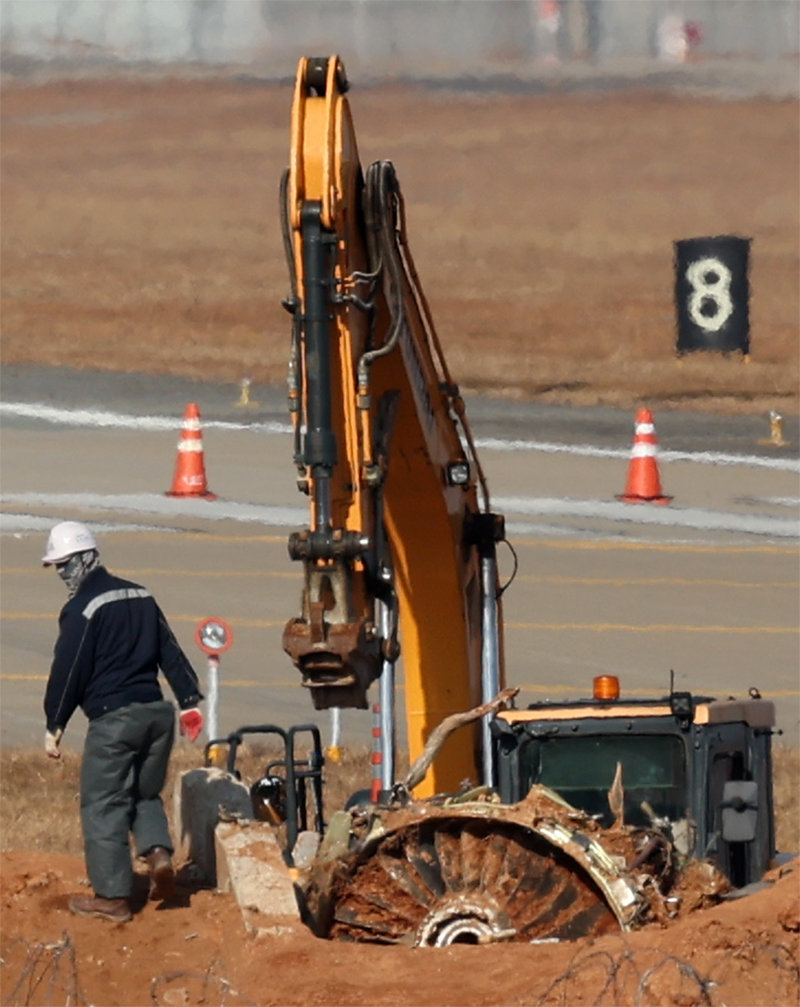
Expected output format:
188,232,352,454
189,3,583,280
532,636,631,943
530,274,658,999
1,78,797,416
0,743,383,859
772,745,800,856
2,742,796,861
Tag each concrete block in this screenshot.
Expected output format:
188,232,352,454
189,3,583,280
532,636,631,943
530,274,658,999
292,829,321,870
174,767,253,884
214,820,303,936
317,809,354,862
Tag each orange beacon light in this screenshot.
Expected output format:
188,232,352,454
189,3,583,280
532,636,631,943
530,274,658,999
593,675,620,702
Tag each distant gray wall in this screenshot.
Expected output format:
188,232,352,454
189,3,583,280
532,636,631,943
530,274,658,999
1,0,797,76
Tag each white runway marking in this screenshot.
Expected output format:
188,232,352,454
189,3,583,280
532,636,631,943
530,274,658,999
493,496,799,540
2,403,797,541
2,492,797,541
0,493,304,529
1,515,181,535
0,401,292,435
475,436,799,473
2,401,796,472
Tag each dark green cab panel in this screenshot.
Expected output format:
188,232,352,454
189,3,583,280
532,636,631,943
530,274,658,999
492,700,776,888
516,732,687,829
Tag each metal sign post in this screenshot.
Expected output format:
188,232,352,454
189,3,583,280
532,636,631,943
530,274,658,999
194,617,234,744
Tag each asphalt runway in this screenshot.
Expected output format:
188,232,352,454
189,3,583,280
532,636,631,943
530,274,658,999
1,368,798,757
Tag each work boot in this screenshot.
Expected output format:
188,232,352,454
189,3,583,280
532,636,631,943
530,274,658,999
68,894,132,923
145,846,176,901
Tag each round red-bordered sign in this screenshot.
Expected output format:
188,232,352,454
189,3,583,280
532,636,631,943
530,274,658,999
195,617,234,656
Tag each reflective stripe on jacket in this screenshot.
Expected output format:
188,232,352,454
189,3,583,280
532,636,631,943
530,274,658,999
44,566,203,732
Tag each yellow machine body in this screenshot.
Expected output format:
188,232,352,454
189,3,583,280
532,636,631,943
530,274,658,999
282,56,504,796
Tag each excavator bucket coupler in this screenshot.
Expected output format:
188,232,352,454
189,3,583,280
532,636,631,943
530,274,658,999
282,549,382,710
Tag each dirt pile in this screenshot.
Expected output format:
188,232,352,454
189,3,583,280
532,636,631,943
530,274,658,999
1,850,796,1007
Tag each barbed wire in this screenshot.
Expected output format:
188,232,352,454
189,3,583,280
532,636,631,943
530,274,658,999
2,931,797,1006
533,937,799,1007
634,954,714,1006
150,956,255,1007
0,938,255,1007
538,943,642,1006
1,932,89,1007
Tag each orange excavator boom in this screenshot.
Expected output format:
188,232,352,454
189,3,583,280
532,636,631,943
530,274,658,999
280,56,506,796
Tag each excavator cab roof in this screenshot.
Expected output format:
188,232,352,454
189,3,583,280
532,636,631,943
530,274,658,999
495,679,775,731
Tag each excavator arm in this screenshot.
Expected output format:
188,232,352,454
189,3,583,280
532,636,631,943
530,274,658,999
280,56,505,797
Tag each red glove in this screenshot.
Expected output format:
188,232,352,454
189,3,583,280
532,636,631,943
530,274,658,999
179,707,204,743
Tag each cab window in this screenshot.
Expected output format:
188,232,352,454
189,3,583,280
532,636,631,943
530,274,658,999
523,734,687,827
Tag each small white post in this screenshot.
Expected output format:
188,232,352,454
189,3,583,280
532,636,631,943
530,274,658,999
194,617,233,747
206,655,220,742
327,707,342,762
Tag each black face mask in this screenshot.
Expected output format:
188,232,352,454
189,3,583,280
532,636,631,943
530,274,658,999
57,550,99,597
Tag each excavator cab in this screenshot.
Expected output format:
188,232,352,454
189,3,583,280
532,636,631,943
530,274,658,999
506,730,688,829
493,680,777,888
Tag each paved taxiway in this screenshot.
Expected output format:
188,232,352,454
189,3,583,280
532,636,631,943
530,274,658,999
2,368,798,753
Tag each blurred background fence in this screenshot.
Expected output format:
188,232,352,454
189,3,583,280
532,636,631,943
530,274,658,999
1,0,798,81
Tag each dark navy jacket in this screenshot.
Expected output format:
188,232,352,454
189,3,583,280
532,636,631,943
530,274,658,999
44,566,203,732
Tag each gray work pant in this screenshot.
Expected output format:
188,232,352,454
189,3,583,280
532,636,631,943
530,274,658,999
81,700,175,898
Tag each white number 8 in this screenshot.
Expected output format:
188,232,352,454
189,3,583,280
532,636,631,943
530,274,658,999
686,257,734,333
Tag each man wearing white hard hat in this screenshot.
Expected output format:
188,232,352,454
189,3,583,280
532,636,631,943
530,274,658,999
42,521,204,923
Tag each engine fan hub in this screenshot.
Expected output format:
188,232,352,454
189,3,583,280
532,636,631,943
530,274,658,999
416,897,514,946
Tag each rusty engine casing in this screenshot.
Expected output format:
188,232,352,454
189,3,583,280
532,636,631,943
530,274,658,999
298,786,727,946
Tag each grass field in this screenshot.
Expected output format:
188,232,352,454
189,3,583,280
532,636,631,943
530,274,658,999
1,77,797,416
1,742,796,860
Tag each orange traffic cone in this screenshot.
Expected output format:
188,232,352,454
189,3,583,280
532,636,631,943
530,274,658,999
617,408,672,505
166,403,217,500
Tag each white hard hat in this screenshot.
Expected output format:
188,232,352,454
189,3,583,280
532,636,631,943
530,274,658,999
42,521,98,566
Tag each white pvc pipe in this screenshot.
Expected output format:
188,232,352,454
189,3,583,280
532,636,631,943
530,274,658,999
329,706,342,757
206,656,220,741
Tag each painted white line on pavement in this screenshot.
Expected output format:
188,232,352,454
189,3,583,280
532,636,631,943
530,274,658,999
2,492,797,541
475,436,799,472
495,496,799,540
0,493,305,528
2,401,796,472
0,401,292,435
